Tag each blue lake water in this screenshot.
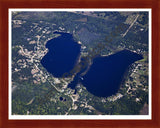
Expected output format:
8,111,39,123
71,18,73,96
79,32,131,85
41,32,143,97
41,32,81,77
81,50,143,97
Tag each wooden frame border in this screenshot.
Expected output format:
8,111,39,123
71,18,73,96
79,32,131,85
0,0,160,128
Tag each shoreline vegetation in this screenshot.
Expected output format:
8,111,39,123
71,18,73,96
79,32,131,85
61,20,142,79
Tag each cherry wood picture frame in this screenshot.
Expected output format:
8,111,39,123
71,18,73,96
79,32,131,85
0,0,160,128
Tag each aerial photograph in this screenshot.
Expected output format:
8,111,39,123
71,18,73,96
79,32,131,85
10,9,150,117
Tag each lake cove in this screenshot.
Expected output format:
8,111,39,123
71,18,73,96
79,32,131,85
41,32,81,77
81,50,143,97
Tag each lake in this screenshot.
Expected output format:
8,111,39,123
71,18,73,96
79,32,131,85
81,50,143,97
41,32,143,97
41,32,81,77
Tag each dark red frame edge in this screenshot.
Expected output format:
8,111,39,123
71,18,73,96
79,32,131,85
0,0,159,128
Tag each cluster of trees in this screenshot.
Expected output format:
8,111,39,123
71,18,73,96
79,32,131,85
12,80,73,115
